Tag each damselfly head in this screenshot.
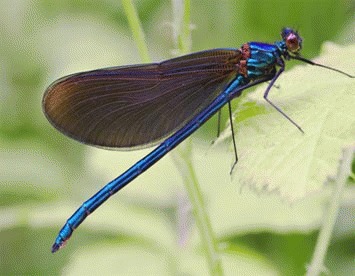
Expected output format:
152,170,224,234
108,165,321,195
282,28,302,54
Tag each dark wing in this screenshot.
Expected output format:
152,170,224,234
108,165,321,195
43,49,241,149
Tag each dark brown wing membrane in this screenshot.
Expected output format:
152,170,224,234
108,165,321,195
43,49,241,149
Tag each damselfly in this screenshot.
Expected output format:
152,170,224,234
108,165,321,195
43,28,353,252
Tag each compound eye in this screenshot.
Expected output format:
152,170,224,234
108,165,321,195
286,33,301,53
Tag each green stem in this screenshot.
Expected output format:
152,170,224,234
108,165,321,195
179,0,191,54
122,0,151,62
306,146,354,276
171,1,223,275
123,1,222,274
350,171,355,182
174,145,224,276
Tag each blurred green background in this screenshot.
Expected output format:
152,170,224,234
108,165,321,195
0,0,354,275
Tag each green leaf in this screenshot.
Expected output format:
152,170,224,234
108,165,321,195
190,145,332,236
220,43,355,201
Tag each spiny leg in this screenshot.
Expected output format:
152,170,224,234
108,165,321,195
291,55,354,78
263,63,304,133
211,110,222,146
228,101,238,174
216,110,222,138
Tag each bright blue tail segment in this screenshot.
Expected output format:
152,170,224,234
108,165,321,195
51,76,248,252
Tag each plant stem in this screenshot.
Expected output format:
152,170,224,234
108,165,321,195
306,146,354,276
122,0,151,62
171,1,223,275
124,1,223,274
174,145,224,276
350,171,355,181
179,0,191,54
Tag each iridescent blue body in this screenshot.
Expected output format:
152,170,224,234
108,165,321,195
247,42,279,75
43,28,352,252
